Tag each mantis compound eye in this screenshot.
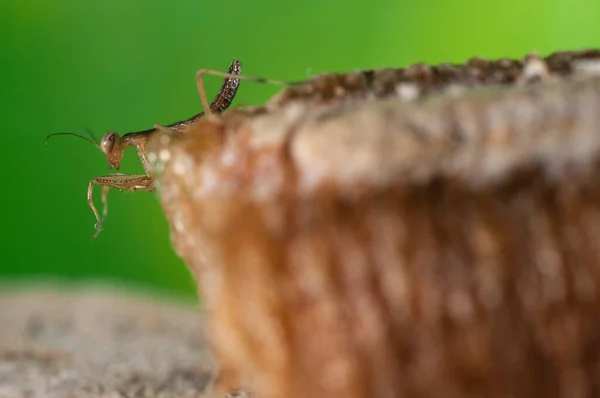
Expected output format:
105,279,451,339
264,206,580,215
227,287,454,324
100,132,118,155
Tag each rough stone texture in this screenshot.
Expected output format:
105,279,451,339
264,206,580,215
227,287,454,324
0,285,215,398
149,52,600,398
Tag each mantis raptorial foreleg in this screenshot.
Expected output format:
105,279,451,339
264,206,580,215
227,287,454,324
87,174,156,239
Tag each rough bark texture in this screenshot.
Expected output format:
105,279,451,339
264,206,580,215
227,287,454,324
0,285,216,398
150,52,600,398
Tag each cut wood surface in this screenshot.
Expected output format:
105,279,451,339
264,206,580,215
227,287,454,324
0,285,214,398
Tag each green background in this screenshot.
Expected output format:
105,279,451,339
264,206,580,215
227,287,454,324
1,0,599,300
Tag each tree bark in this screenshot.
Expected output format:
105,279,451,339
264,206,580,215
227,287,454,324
152,62,600,398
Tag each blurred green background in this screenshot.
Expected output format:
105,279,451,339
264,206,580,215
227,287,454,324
1,0,599,300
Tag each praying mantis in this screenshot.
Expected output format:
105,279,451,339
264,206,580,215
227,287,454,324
47,59,287,239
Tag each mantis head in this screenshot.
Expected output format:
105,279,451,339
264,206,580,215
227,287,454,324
99,132,124,170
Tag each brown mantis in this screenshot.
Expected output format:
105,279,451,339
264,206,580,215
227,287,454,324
47,59,287,239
